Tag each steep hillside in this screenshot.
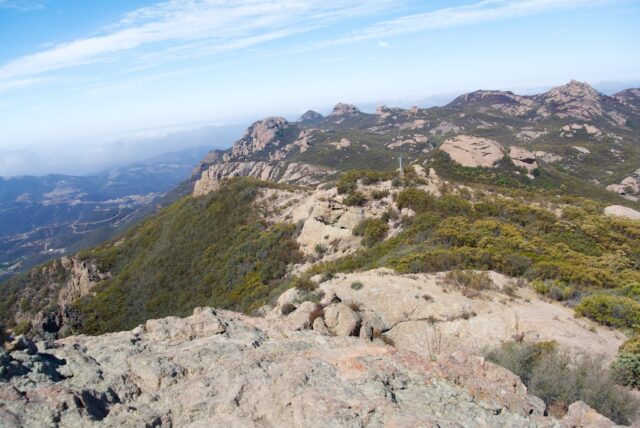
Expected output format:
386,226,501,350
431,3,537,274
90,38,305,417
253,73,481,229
0,178,301,335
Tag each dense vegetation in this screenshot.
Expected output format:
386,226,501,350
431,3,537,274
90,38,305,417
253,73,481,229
1,178,302,335
611,336,640,388
486,341,639,424
311,186,640,328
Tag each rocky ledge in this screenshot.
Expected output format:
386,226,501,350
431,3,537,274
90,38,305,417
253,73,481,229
1,307,620,427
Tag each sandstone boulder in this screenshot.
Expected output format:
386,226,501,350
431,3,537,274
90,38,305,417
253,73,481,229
562,401,621,428
323,303,360,336
604,205,640,220
440,135,504,168
509,146,538,173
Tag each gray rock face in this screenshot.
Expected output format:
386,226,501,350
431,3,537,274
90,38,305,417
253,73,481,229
0,307,572,427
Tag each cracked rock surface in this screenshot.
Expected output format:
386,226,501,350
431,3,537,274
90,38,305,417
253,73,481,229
1,306,576,427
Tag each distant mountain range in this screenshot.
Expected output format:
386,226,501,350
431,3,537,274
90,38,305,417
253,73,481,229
0,146,210,278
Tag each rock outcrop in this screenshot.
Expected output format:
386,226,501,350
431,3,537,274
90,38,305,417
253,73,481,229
509,146,538,173
298,110,323,124
1,306,592,427
193,161,331,196
606,168,640,201
604,205,640,220
451,90,536,116
309,269,624,362
9,257,109,340
440,135,504,168
534,80,606,121
231,117,289,159
329,102,361,117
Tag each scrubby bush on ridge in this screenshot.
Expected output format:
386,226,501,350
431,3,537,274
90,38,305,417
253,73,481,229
574,294,640,329
486,341,639,425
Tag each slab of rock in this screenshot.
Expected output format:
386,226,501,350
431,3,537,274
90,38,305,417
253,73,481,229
0,307,567,427
440,135,504,168
604,205,640,220
572,146,590,154
562,401,621,427
509,146,538,173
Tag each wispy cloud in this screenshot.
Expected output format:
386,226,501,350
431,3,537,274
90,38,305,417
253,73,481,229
0,0,398,88
0,0,45,11
288,0,615,52
0,0,619,92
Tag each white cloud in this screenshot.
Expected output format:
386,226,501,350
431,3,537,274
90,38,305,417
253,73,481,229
289,0,616,52
0,0,399,87
377,41,390,48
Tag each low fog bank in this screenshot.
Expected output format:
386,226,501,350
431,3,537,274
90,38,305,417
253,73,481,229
0,123,246,177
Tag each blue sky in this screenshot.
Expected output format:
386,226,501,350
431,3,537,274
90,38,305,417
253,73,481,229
0,0,639,175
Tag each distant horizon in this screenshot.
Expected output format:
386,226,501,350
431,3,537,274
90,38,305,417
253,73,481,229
1,0,639,176
1,76,639,177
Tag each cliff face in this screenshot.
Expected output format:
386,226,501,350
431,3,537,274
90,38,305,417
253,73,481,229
9,256,109,339
193,161,331,196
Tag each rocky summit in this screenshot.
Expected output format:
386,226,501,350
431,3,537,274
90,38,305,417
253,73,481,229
0,307,621,427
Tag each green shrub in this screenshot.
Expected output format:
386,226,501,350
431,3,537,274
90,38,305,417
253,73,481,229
444,270,493,292
314,244,327,255
351,281,363,290
337,170,393,194
344,191,367,207
290,275,316,292
486,341,639,424
611,336,640,389
353,218,389,247
12,321,31,336
574,294,640,329
611,353,640,389
396,188,436,212
381,208,399,223
371,189,390,200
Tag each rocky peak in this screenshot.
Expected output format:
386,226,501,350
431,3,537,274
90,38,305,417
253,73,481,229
449,90,535,116
534,80,605,120
547,79,600,99
231,116,289,159
329,102,361,117
190,149,225,177
613,88,640,111
298,110,324,123
453,90,520,105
